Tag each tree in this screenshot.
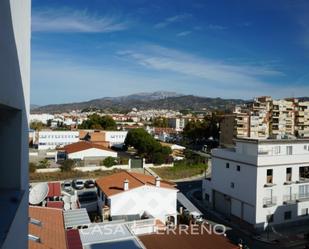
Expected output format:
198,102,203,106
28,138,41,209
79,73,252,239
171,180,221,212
153,117,168,128
182,113,221,144
60,159,75,172
102,157,117,167
79,114,117,130
38,159,50,169
29,162,37,173
30,121,45,131
125,128,172,164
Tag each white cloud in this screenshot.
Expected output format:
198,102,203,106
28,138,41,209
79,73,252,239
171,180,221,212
117,45,284,90
207,24,227,30
154,14,191,29
32,8,129,33
177,31,192,37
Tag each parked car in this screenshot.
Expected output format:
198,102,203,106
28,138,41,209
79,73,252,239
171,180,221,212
73,179,84,190
84,179,95,188
63,181,72,191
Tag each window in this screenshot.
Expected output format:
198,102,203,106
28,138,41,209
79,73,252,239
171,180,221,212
286,146,293,155
266,169,273,184
301,208,308,216
267,214,274,223
226,163,229,169
230,182,235,188
286,168,292,182
299,166,309,181
237,165,241,171
273,146,281,155
284,211,292,220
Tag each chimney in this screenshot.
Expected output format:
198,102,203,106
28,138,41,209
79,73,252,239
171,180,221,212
124,179,129,191
155,177,161,187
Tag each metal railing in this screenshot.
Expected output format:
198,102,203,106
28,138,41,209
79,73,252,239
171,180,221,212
263,197,277,207
283,194,297,203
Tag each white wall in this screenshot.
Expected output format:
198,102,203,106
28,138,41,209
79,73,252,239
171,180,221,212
104,131,127,147
68,148,117,160
0,0,30,248
38,131,79,150
109,185,177,224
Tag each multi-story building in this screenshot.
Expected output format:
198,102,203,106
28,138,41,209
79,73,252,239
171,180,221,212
220,97,309,147
37,130,80,150
168,117,187,132
203,138,309,231
0,1,31,248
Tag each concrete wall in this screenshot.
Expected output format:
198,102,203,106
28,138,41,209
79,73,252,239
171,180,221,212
0,0,30,248
68,148,117,160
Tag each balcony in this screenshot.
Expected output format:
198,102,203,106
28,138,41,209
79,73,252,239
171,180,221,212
298,193,309,202
283,194,297,204
263,196,277,207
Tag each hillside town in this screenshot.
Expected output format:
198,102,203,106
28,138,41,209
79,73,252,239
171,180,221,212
2,1,309,249
22,96,309,249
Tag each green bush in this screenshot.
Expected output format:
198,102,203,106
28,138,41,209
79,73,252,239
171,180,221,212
37,159,50,169
103,157,117,167
60,159,75,172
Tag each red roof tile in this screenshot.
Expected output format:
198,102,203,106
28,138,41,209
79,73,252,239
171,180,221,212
47,182,61,197
29,206,67,249
66,230,83,249
96,171,177,197
62,141,114,154
46,201,64,209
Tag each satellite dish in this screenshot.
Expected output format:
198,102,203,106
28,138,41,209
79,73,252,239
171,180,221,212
29,183,49,205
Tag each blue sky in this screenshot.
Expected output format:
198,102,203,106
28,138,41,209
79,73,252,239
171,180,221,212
31,0,309,105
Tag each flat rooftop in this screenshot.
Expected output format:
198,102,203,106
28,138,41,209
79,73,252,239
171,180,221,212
235,137,309,144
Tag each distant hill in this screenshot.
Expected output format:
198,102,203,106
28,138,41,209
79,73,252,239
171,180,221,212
31,91,247,113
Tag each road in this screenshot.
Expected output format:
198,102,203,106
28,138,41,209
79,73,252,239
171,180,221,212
176,180,309,249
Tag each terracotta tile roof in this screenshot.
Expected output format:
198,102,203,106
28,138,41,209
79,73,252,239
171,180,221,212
139,225,238,249
62,141,114,154
66,230,83,249
96,171,177,197
47,182,61,197
29,206,67,249
46,201,64,209
154,127,177,134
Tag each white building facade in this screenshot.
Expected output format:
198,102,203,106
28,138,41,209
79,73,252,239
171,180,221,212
37,131,79,150
104,131,128,148
0,0,31,248
203,138,309,231
67,147,117,160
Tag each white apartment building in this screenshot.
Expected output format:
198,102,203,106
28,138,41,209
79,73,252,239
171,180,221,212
203,138,309,231
30,113,54,125
0,1,31,248
103,130,128,148
168,117,187,132
37,130,79,150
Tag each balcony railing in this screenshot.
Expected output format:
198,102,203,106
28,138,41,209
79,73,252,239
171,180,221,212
298,193,309,201
263,196,277,207
283,194,297,204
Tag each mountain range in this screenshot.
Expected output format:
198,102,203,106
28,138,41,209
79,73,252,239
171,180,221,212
31,91,248,113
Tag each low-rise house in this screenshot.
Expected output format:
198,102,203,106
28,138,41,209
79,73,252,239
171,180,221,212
96,171,178,226
61,141,117,160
